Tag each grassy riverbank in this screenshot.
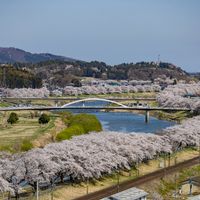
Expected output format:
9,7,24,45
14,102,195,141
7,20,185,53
66,91,158,99
0,111,62,152
56,112,102,141
0,111,103,153
144,101,193,122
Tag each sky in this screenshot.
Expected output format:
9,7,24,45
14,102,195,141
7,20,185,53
0,0,200,72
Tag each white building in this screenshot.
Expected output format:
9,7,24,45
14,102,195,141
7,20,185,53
188,195,200,200
101,187,148,200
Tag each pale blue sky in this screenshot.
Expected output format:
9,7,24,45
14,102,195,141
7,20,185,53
0,0,200,72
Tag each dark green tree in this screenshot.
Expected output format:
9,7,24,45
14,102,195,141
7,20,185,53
72,78,82,87
7,112,19,124
38,113,50,124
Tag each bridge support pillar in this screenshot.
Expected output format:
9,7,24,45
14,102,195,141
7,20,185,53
55,100,58,107
145,110,150,123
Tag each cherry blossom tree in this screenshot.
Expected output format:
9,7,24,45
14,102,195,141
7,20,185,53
1,115,200,196
157,83,200,110
63,84,161,96
2,87,50,98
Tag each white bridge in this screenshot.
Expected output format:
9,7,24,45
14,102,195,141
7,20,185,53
61,97,128,108
0,97,191,123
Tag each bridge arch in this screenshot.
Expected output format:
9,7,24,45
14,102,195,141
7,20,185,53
61,98,128,108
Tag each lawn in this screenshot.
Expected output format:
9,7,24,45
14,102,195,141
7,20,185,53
0,101,12,107
70,91,157,99
0,111,58,152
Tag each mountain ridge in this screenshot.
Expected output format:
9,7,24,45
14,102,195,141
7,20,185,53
0,47,77,63
0,47,196,89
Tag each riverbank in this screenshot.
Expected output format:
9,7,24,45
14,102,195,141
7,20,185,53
0,111,63,152
116,97,192,123
0,111,103,152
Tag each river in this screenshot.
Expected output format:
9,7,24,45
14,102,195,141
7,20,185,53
91,111,175,133
65,100,175,133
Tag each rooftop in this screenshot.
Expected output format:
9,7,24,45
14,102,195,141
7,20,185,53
101,187,148,200
188,195,200,200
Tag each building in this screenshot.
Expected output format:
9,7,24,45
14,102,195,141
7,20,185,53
188,195,200,200
181,176,200,196
101,187,148,200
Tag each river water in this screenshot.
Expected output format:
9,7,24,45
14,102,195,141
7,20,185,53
65,101,175,133
90,111,175,133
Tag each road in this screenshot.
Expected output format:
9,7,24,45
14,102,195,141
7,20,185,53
1,97,157,101
75,156,200,200
0,106,191,112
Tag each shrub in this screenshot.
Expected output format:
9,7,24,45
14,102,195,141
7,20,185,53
69,113,102,133
56,125,85,141
59,111,73,125
56,113,102,141
0,145,13,152
7,112,19,124
20,139,33,151
39,113,50,124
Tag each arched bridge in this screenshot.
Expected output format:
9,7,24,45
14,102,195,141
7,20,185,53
61,97,128,108
0,98,192,123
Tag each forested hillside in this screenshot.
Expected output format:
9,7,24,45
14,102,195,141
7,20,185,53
0,65,42,88
0,47,193,88
14,60,192,88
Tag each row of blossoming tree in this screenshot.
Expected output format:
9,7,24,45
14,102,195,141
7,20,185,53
2,88,50,98
0,115,200,196
157,83,200,110
0,84,161,98
62,85,161,96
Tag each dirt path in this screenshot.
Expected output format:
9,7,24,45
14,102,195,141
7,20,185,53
32,117,66,148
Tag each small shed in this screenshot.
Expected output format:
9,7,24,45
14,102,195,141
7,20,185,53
188,194,200,200
181,176,200,196
101,187,148,200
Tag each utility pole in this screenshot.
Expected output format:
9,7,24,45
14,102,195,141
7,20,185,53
175,174,177,199
2,66,6,88
199,137,200,165
86,178,89,195
51,183,55,200
157,54,160,66
36,180,39,200
117,170,120,193
174,156,177,165
136,161,139,177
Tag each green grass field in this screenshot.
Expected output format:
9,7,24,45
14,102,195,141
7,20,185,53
0,111,56,152
71,92,157,98
0,102,12,107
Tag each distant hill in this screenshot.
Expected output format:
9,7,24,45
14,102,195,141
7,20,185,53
190,72,200,80
0,47,194,89
0,65,42,88
14,60,193,89
0,47,77,64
